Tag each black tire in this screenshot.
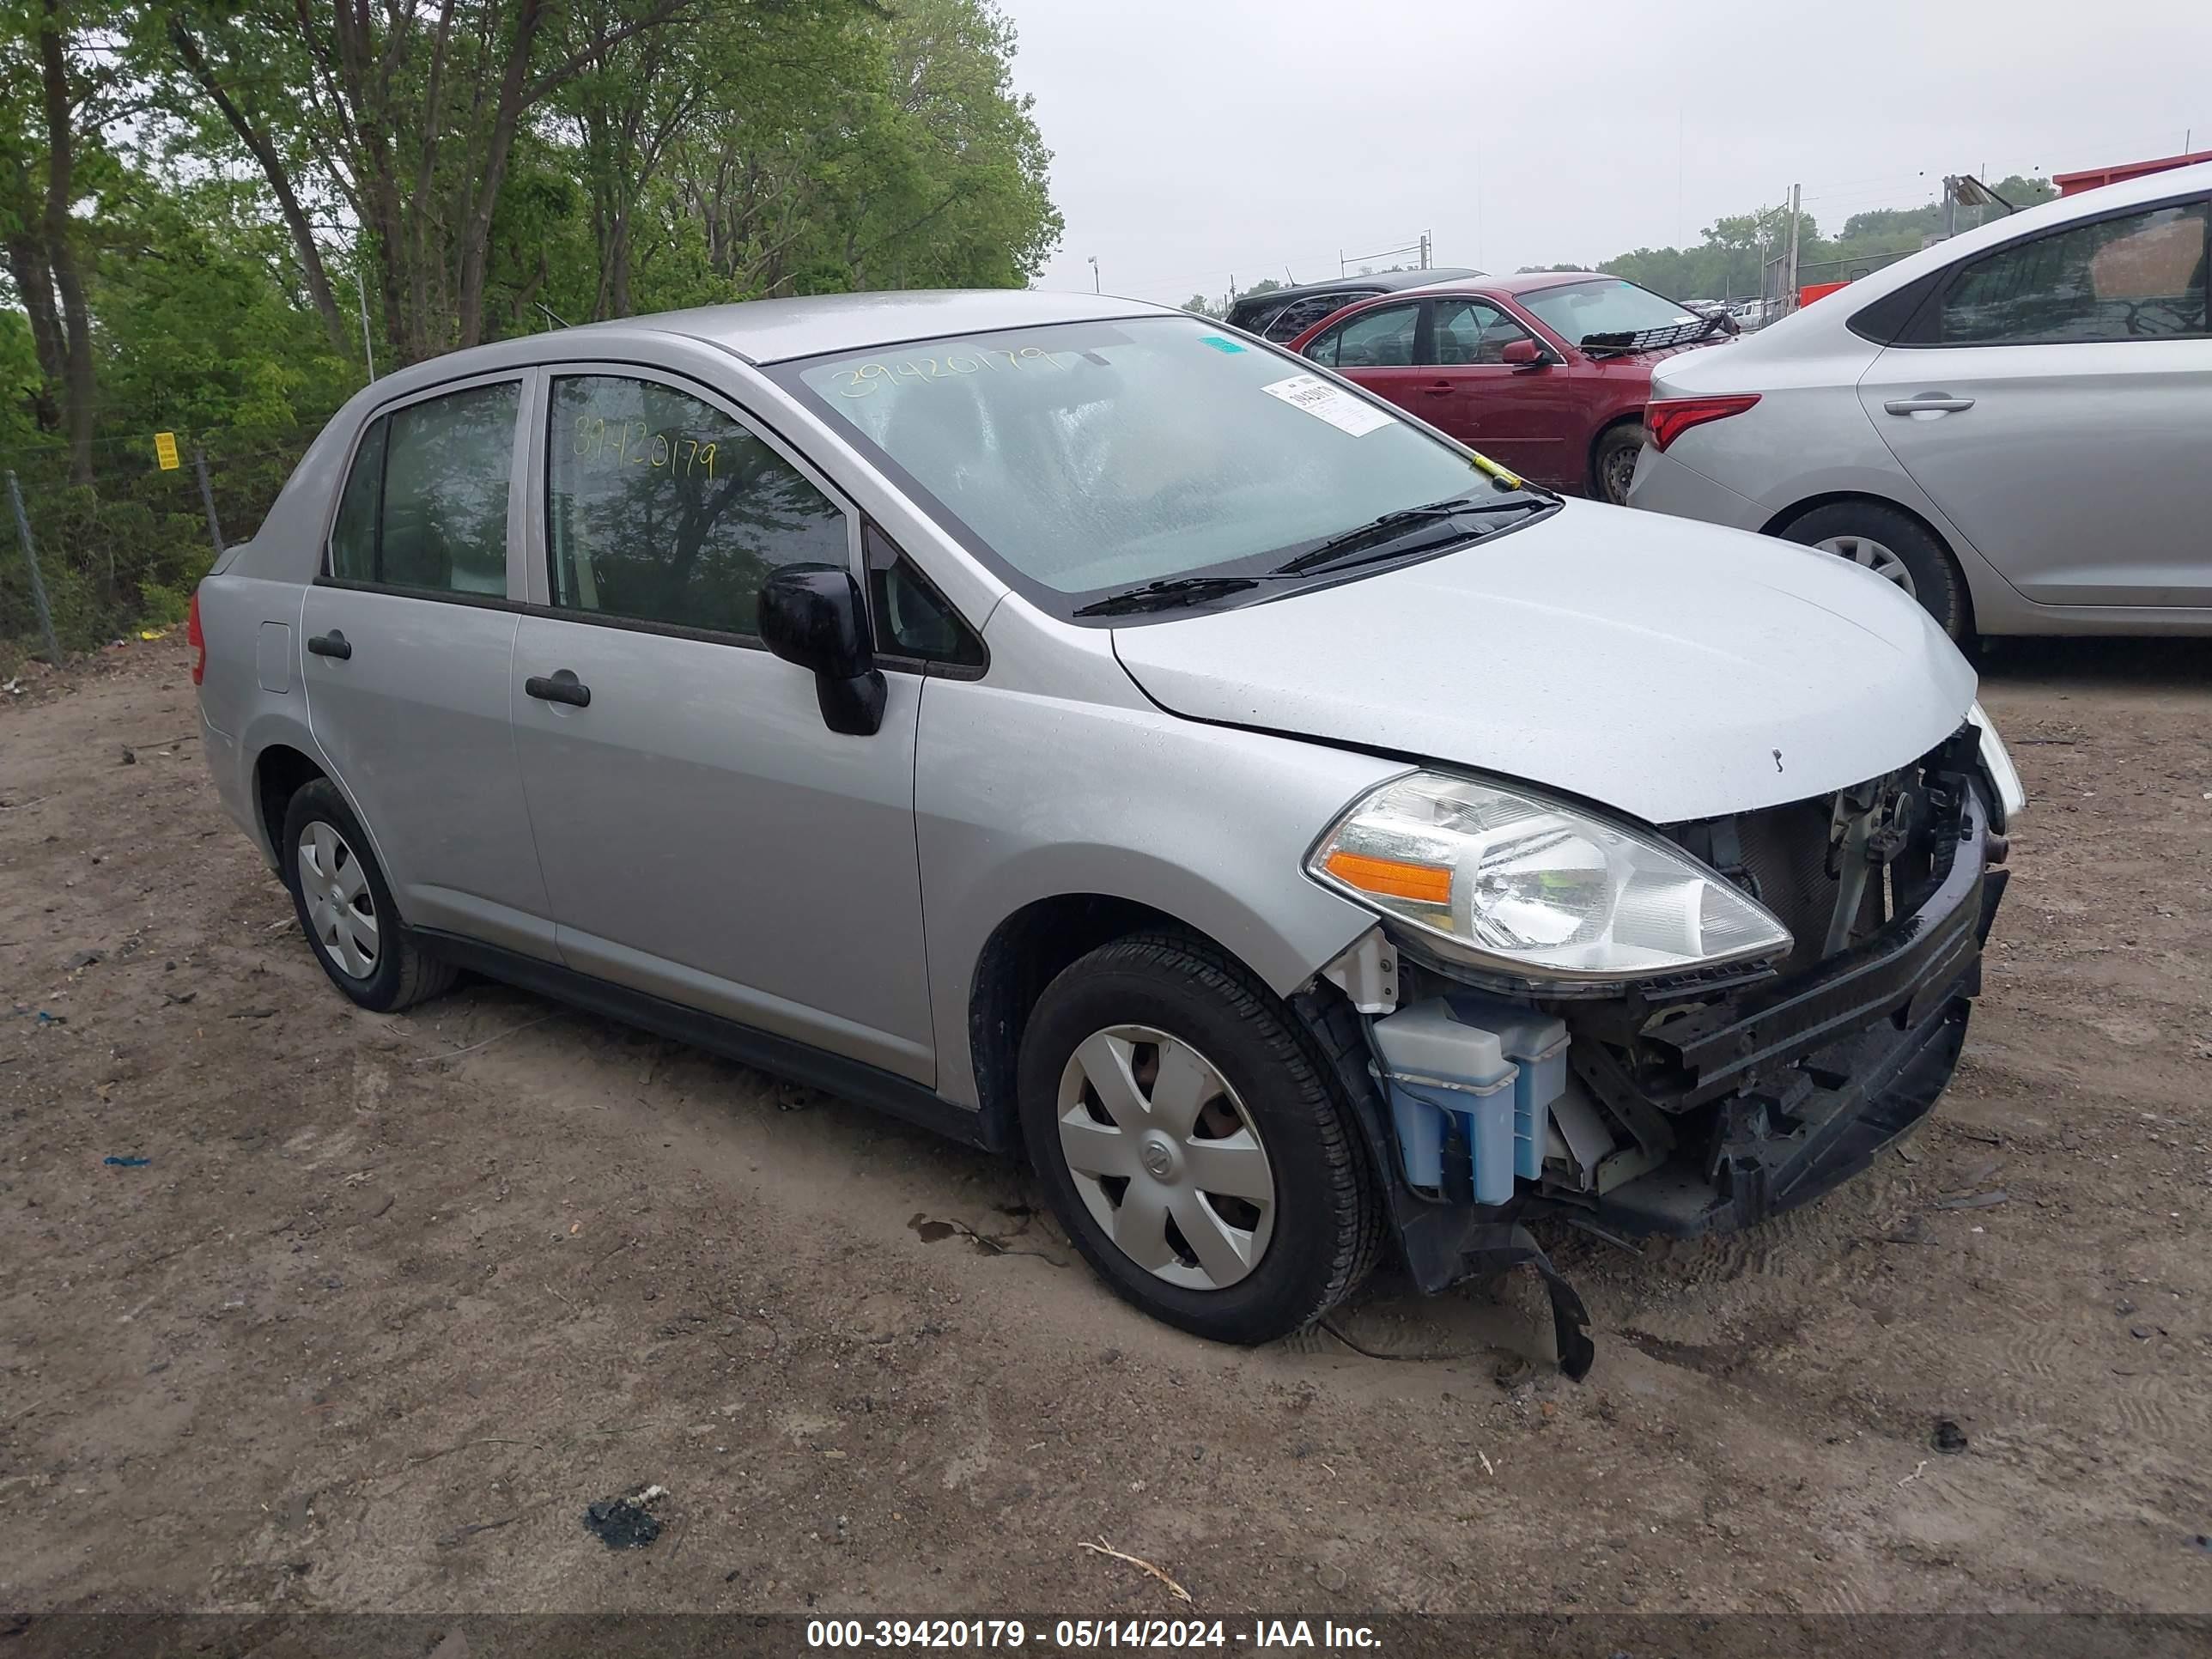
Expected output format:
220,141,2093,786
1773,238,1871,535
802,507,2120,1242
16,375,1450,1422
280,778,457,1013
1779,500,1971,641
1017,932,1384,1344
1593,420,1647,505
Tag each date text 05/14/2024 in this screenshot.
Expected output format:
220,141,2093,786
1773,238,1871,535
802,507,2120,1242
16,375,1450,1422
804,1620,1382,1651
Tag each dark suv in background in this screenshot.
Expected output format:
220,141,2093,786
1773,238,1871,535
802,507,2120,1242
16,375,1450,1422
1224,267,1484,341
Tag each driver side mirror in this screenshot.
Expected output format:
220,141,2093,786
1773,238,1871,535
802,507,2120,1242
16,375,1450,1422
758,564,886,737
1501,337,1547,371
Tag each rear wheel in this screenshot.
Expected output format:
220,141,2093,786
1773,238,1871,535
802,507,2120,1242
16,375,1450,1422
1018,933,1382,1343
1779,501,1970,641
281,779,456,1012
1593,421,1648,505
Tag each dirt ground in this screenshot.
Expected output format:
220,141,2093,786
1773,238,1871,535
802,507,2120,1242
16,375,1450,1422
2,636,2207,1619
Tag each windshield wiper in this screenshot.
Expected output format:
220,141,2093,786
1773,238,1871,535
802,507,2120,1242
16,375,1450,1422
1272,492,1547,576
1072,575,1267,617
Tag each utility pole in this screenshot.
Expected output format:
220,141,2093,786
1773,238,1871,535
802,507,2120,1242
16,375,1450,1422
6,471,63,667
1942,176,1958,241
192,447,224,562
1419,230,1431,270
1087,255,1099,293
1785,182,1802,313
356,258,376,382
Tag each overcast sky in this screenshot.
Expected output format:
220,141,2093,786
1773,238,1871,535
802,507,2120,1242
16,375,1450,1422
1004,0,2212,305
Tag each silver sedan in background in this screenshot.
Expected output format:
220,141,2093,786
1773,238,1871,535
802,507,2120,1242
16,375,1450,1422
1630,161,2212,641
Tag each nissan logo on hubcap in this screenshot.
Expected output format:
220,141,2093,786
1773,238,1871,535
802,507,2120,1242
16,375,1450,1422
1141,1138,1175,1179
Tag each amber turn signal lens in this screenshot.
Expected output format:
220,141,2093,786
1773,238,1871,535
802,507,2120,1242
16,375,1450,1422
1321,849,1452,906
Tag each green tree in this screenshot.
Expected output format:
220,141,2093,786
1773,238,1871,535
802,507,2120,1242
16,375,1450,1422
2,0,131,481
1,0,1062,663
143,0,706,364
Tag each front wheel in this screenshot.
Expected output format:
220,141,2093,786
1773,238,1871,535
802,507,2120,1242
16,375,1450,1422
1017,933,1382,1343
1593,421,1648,505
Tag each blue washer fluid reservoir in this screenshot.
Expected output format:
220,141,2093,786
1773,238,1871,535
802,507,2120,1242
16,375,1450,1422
1370,998,1519,1204
1434,994,1571,1182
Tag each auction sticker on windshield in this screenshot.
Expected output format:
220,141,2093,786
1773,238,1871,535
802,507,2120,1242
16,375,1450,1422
1260,373,1395,437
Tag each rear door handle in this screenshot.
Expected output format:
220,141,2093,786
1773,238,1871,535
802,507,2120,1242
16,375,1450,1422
307,629,351,660
1884,396,1974,415
525,668,591,708
1421,381,1453,396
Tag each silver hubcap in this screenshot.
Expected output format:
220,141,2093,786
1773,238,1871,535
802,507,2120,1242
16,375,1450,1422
1056,1025,1275,1291
297,821,379,980
1814,533,1917,597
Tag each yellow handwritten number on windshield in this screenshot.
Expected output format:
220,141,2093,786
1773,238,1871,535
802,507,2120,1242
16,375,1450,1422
832,344,1066,398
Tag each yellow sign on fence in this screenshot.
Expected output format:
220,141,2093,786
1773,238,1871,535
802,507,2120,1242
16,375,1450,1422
154,431,179,471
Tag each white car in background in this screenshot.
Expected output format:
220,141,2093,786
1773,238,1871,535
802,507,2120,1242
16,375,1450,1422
1629,161,2211,641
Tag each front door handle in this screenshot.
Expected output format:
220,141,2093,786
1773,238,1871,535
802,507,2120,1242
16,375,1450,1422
1884,395,1975,415
1421,381,1453,396
525,668,592,708
307,629,351,660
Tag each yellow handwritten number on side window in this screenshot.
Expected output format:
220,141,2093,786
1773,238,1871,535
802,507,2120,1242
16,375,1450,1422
571,413,716,477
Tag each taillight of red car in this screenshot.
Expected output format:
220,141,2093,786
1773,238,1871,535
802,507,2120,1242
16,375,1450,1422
186,586,206,685
1645,394,1760,453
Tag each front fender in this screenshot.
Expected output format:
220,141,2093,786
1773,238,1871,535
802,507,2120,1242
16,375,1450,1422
915,674,1404,1110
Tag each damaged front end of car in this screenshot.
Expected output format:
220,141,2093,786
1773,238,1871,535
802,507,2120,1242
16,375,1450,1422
1295,715,2019,1378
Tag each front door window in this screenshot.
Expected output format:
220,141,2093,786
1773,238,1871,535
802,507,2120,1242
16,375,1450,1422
547,374,848,636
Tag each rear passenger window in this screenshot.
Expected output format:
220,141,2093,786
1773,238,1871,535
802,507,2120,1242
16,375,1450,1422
1938,201,2209,344
547,374,848,637
1264,295,1357,341
326,380,520,594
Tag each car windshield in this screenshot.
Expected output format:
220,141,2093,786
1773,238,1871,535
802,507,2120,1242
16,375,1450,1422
1518,278,1701,344
783,316,1519,611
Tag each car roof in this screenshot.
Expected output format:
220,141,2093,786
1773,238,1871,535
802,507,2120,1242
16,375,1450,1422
1425,270,1618,298
608,288,1178,364
1230,268,1486,310
359,289,1179,399
1311,271,1639,313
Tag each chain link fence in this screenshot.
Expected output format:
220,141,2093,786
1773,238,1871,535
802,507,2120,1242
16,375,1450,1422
2,422,322,676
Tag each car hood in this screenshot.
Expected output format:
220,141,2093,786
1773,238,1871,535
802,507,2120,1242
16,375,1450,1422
1109,501,1977,825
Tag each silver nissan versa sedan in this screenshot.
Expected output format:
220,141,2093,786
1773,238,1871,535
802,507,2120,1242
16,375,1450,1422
191,289,2025,1370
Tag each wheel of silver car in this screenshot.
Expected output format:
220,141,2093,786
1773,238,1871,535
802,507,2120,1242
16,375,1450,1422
296,821,379,980
1813,533,1917,596
1779,501,1970,641
1056,1024,1277,1291
279,777,458,1014
1018,932,1383,1344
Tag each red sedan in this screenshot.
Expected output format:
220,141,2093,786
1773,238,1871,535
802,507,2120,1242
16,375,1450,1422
1284,272,1734,503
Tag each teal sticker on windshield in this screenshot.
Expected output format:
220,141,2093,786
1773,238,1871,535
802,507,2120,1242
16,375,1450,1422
1199,335,1245,353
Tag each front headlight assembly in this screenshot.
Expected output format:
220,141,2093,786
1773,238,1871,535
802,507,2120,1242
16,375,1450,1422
1308,771,1792,984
